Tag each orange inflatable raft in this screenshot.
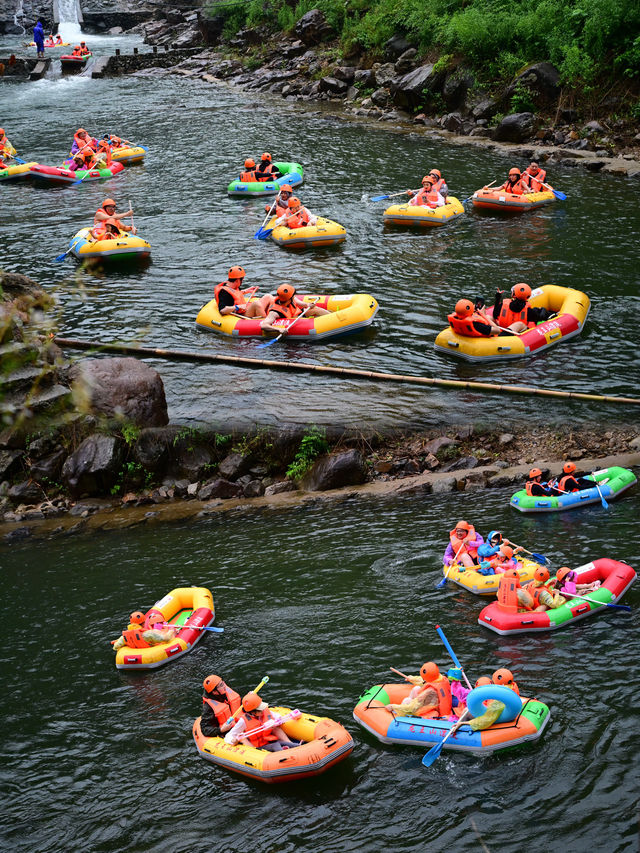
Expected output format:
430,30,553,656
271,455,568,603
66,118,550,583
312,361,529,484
471,187,556,212
193,708,354,782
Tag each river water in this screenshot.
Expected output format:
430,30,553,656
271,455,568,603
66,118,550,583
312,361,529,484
1,56,639,430
2,486,639,852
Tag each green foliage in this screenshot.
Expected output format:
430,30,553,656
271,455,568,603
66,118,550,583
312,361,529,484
121,423,140,446
510,80,536,112
286,427,330,480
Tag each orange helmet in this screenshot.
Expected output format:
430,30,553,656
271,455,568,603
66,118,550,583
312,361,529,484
280,184,293,193
242,691,262,712
502,568,520,585
244,158,255,169
102,198,116,208
203,674,223,693
422,174,435,184
492,668,514,686
76,127,86,134
475,676,492,688
500,545,514,559
288,196,301,210
261,152,272,161
511,283,532,299
455,520,471,532
534,566,550,583
0,128,4,135
277,284,296,302
74,45,81,50
420,662,440,682
455,299,474,318
529,468,542,479
129,611,145,625
104,217,120,228
509,167,521,176
556,566,572,584
429,168,441,178
228,265,246,280
563,461,576,474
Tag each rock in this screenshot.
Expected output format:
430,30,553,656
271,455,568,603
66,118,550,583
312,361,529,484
628,436,640,450
70,358,168,427
370,87,390,107
384,34,414,60
488,471,522,487
196,478,242,500
264,480,297,496
61,434,125,497
492,112,536,143
172,479,190,497
441,112,464,132
133,426,181,472
391,63,445,110
431,476,457,494
441,456,479,473
218,451,252,480
459,471,488,491
333,66,355,82
507,62,560,106
283,40,306,58
394,48,417,75
7,480,43,505
170,444,214,481
5,526,32,543
354,68,374,87
374,460,393,474
499,433,515,445
243,479,265,498
455,425,474,440
107,26,123,35
295,10,335,45
472,98,498,120
422,453,440,471
442,70,474,108
424,436,459,456
29,449,66,482
172,26,202,49
372,63,396,87
303,449,368,491
69,501,102,517
583,120,604,134
187,482,199,497
319,76,348,95
0,449,23,480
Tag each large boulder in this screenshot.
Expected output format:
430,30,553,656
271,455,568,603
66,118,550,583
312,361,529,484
7,480,43,505
390,64,445,110
218,451,252,480
295,10,335,46
133,426,182,472
373,62,396,87
384,34,414,60
303,449,368,491
442,69,474,109
61,434,125,497
70,357,168,427
506,62,560,106
492,112,536,142
319,75,348,95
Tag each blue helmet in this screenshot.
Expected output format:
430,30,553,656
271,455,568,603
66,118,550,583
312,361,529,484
487,530,502,545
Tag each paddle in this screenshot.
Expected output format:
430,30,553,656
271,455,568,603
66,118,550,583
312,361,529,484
436,542,465,588
161,622,224,633
435,624,472,690
370,188,419,202
8,155,26,164
562,589,631,612
256,303,314,349
390,667,417,682
463,180,495,203
224,675,270,726
129,198,135,235
234,708,302,740
254,195,280,239
593,480,609,510
421,710,470,767
548,479,608,509
53,247,74,263
506,541,550,566
532,177,567,201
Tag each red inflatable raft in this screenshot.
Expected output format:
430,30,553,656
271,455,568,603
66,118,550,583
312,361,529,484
29,161,124,185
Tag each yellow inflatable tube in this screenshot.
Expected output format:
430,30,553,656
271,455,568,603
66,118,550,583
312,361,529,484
383,197,464,227
268,215,346,249
444,557,541,596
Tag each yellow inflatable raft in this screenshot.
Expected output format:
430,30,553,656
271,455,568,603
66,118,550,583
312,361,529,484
0,162,38,181
111,145,147,165
268,215,346,249
69,227,151,262
435,284,590,362
193,708,354,782
443,557,541,595
383,197,464,227
115,586,216,670
196,292,378,341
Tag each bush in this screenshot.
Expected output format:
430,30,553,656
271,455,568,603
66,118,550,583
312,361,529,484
286,427,330,480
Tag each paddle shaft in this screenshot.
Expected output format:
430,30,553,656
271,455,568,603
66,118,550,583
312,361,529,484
161,622,223,633
564,590,630,611
228,675,270,723
259,303,314,347
422,710,470,767
390,667,412,681
129,198,134,231
437,542,466,587
435,624,473,690
372,188,420,202
464,180,496,202
237,709,301,738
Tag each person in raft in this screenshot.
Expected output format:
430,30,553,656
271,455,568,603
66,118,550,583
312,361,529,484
524,566,566,611
55,34,63,45
521,161,547,192
525,467,562,497
68,149,97,172
264,184,293,215
33,20,45,58
492,668,520,695
94,198,136,233
477,531,524,565
255,152,281,182
492,282,555,334
385,662,455,719
79,41,90,55
407,174,445,207
111,611,177,650
260,284,329,335
70,128,97,156
443,520,484,568
447,299,504,338
275,196,317,229
0,128,17,159
238,158,258,182
92,217,123,240
554,461,595,492
555,566,601,596
200,674,241,737
215,265,266,318
225,691,299,751
428,168,448,198
489,166,532,195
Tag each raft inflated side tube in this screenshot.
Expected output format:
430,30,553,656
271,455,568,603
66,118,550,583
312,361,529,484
466,685,522,723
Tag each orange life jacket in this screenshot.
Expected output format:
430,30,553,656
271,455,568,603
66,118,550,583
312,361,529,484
256,163,277,181
558,475,580,492
449,525,479,560
522,168,546,192
447,311,490,337
263,295,302,320
529,579,555,609
432,178,446,195
240,170,257,182
497,572,521,613
121,628,151,648
501,178,525,195
92,223,107,239
202,685,241,729
286,208,311,229
412,187,440,208
416,675,453,718
74,131,95,153
243,709,280,748
97,140,112,166
214,281,246,309
498,298,534,330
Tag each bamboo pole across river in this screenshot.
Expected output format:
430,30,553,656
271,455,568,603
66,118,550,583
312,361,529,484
53,338,640,407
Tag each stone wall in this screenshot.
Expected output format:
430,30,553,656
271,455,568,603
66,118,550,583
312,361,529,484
0,0,54,34
96,46,199,75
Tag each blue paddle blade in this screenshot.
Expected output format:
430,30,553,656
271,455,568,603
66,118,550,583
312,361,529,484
435,576,447,588
531,552,548,565
552,190,567,200
53,252,68,263
370,194,389,202
256,336,279,349
13,156,26,164
421,742,443,767
205,626,224,633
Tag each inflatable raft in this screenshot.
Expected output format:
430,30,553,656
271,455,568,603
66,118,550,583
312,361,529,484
227,162,303,196
510,466,637,513
193,707,353,783
354,683,550,756
111,145,147,165
196,292,378,341
60,53,92,70
478,558,636,635
443,556,541,596
471,187,556,212
68,227,151,263
115,586,216,670
267,215,346,249
434,284,590,362
0,162,38,181
29,161,124,185
383,197,465,227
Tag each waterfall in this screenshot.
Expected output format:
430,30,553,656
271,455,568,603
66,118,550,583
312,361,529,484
13,0,25,35
57,0,82,41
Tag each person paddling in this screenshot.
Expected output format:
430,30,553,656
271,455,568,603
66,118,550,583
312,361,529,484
94,198,136,233
260,284,328,336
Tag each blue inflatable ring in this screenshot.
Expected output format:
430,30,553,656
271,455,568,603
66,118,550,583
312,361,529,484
466,685,523,723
